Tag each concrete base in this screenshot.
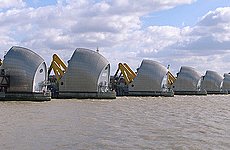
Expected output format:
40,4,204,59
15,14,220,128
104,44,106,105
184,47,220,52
57,91,116,99
128,90,174,97
206,90,228,95
0,92,51,101
174,90,207,95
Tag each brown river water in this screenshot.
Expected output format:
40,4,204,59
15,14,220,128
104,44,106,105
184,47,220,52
0,95,229,150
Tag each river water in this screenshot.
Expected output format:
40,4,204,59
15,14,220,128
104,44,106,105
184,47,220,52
0,95,229,150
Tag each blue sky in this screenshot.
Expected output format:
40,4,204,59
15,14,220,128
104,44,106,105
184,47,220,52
24,0,230,28
142,0,230,27
0,0,230,75
25,0,57,8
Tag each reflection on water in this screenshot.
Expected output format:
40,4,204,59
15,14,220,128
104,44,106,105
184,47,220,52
0,95,229,149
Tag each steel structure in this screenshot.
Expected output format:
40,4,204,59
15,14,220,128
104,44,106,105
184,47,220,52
222,73,230,92
172,66,202,91
3,46,48,93
59,48,110,93
200,70,224,92
129,59,168,92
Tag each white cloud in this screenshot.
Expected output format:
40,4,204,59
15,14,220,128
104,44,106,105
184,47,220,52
107,0,195,15
0,1,229,75
134,7,230,75
172,7,230,52
198,7,230,26
0,0,25,9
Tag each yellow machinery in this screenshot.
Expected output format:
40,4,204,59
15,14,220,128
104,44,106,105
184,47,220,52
167,65,176,86
114,63,137,85
48,54,67,81
167,71,176,85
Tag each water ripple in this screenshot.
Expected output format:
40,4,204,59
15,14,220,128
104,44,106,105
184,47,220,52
0,96,229,149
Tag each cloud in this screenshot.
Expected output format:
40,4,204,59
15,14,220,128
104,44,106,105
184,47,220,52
135,7,230,74
198,7,230,26
173,36,230,52
0,0,25,9
0,0,193,49
0,1,229,75
171,7,230,53
107,0,195,15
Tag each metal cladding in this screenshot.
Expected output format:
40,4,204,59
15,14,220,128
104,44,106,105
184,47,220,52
59,48,110,93
3,46,47,93
173,66,202,91
129,59,167,92
222,73,230,92
200,70,223,92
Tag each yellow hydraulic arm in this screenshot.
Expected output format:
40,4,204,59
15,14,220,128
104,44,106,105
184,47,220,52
114,63,137,84
166,65,176,85
167,71,176,85
48,54,67,81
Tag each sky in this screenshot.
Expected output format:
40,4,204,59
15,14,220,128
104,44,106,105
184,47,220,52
0,0,230,75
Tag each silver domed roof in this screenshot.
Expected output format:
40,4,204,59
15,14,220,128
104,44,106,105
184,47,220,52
173,66,202,91
3,46,46,92
222,73,230,91
129,59,167,92
200,70,223,91
59,48,110,92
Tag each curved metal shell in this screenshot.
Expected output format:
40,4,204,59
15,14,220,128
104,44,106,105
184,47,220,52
222,73,230,91
200,70,223,91
173,66,202,91
3,46,47,92
129,59,167,92
59,48,110,92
